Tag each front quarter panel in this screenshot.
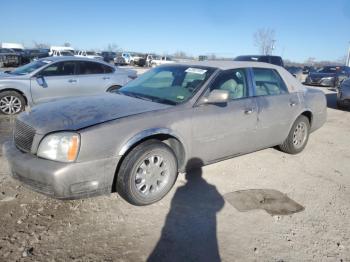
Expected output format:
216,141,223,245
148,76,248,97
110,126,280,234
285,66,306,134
77,106,191,163
0,79,33,105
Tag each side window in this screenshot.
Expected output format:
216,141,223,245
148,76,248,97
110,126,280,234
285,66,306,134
103,65,114,73
40,61,76,76
252,68,288,96
78,61,105,75
210,69,248,100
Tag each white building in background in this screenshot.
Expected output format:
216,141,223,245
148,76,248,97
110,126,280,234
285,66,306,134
0,42,24,50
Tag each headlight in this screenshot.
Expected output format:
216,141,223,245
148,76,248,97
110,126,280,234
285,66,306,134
37,132,80,162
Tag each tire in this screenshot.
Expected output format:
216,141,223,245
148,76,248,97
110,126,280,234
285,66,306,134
106,85,121,93
337,100,347,109
117,140,178,206
279,115,310,154
0,91,26,115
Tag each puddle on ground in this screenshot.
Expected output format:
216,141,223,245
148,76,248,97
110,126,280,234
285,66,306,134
224,189,304,216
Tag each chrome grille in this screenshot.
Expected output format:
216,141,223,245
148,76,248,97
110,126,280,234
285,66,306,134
14,120,36,152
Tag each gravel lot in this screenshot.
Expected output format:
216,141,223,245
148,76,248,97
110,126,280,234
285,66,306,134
0,69,349,261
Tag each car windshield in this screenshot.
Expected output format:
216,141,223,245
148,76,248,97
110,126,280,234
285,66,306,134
86,51,96,55
317,67,338,73
118,65,215,105
9,60,51,75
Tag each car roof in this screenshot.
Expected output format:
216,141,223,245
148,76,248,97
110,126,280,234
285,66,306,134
174,60,284,70
37,56,112,66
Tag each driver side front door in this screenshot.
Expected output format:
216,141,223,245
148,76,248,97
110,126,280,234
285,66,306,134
30,61,79,104
191,68,259,164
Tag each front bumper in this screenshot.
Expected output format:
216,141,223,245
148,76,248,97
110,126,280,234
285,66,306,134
3,141,120,199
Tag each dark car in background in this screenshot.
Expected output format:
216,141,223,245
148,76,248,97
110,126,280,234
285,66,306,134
101,51,117,63
285,66,303,82
337,78,350,108
22,49,50,64
234,55,284,67
305,66,350,88
0,48,20,67
302,66,316,75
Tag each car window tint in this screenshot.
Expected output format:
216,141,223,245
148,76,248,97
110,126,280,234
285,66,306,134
252,68,288,96
142,71,174,88
210,69,248,100
103,65,114,73
270,56,283,66
78,61,105,74
40,61,76,76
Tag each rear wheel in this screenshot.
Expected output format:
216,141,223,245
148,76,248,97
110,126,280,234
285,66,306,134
117,140,178,206
279,115,310,154
0,91,26,115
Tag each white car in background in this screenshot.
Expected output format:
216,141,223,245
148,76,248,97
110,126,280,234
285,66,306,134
75,51,103,60
150,56,175,67
49,46,75,57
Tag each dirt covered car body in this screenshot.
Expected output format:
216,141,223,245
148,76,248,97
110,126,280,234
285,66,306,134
4,61,327,205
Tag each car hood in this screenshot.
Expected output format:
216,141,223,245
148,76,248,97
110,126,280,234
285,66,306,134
0,72,29,80
309,72,336,78
18,94,171,134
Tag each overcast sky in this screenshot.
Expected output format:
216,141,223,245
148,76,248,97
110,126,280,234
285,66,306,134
1,0,349,62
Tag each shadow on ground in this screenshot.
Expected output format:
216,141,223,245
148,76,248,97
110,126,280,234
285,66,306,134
148,159,224,262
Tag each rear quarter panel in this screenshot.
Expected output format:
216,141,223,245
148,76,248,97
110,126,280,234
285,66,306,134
303,87,327,132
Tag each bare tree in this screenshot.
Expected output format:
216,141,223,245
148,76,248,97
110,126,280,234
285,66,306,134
107,43,120,52
254,28,276,55
33,41,50,49
173,51,188,59
208,53,217,60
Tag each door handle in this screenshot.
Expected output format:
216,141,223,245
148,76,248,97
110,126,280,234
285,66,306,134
244,109,254,115
103,77,110,80
68,79,77,83
290,102,297,107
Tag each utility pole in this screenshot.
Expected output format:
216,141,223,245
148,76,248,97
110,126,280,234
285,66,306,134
346,41,350,66
271,39,276,55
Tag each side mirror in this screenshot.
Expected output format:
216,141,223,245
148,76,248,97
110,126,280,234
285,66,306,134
36,75,47,87
198,89,229,105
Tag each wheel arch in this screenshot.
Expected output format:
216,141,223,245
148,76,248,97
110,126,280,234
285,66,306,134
111,128,187,193
300,110,313,127
118,128,187,171
0,88,28,105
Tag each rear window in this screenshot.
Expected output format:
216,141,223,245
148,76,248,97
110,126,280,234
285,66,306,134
77,61,114,74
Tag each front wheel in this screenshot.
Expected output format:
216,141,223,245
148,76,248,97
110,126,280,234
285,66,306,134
279,115,310,154
117,140,178,206
0,91,26,115
106,85,121,93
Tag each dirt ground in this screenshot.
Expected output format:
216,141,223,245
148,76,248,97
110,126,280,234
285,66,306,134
0,79,350,261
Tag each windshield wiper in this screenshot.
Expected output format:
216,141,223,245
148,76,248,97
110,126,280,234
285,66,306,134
118,91,177,105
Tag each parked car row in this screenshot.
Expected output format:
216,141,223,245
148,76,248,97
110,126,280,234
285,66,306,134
0,57,136,114
0,48,20,67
